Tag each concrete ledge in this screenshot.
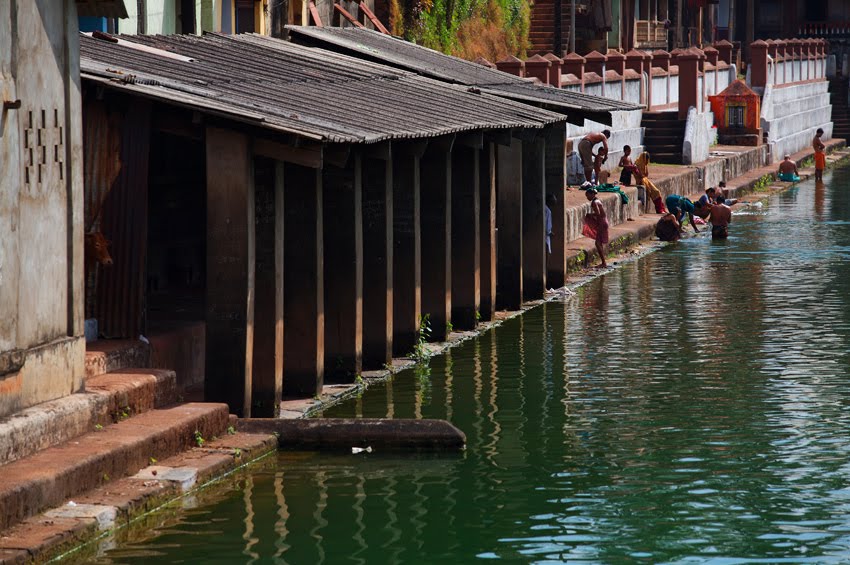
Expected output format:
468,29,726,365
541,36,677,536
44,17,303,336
0,432,277,563
0,369,176,467
0,403,229,531
85,340,150,381
238,418,467,450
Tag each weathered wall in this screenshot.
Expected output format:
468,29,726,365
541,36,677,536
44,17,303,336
564,108,645,184
760,81,833,162
0,0,85,420
682,107,715,165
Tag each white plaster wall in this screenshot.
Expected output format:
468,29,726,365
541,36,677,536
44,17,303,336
651,75,668,106
761,81,834,162
1,0,85,420
624,78,641,106
683,107,712,164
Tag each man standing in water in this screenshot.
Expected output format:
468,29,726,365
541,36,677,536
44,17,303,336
709,198,732,240
813,128,826,182
578,130,610,184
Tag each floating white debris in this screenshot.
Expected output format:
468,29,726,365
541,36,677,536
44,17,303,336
351,446,373,454
67,501,77,507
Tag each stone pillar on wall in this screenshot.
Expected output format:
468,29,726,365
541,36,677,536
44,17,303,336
607,49,626,99
562,53,585,91
525,54,552,85
678,49,700,119
714,40,733,66
584,51,607,96
626,49,648,107
496,55,525,78
543,53,563,88
789,39,801,82
750,40,769,91
704,45,719,95
776,40,787,84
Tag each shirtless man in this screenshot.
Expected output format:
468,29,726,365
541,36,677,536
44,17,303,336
709,198,732,240
578,130,611,183
778,154,799,182
813,128,826,182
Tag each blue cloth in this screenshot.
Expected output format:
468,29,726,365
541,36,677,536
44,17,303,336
779,172,801,182
665,194,693,222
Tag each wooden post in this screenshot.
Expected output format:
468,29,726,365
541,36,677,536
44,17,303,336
250,158,284,417
496,139,523,311
283,164,324,397
362,146,393,367
392,144,423,356
420,137,453,341
450,143,480,330
322,154,363,381
479,142,497,322
205,127,254,416
544,125,567,289
522,135,546,300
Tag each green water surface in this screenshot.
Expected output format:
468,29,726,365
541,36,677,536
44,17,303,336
95,169,850,564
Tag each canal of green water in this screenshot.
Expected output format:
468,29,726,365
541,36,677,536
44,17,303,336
93,169,850,563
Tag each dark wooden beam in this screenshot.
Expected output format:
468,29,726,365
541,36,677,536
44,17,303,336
253,137,323,169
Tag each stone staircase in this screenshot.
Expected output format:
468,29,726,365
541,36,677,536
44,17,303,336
528,0,565,56
830,77,850,142
641,111,686,164
0,341,231,536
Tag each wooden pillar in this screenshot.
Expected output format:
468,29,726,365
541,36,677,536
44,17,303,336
451,141,480,330
544,125,567,289
420,137,453,341
392,145,423,356
496,139,523,311
205,127,255,417
479,141,497,322
522,135,546,300
362,146,393,367
250,158,284,417
322,154,362,381
283,163,324,397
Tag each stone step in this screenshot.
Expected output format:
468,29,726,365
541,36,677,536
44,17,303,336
0,369,177,467
0,402,230,532
85,339,150,380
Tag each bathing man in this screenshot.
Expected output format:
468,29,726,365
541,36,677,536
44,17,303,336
709,198,732,240
778,155,800,182
578,130,611,184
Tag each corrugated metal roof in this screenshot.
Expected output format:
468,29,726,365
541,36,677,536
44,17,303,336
78,33,566,144
286,26,640,126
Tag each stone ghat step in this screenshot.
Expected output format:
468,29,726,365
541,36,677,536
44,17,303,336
0,369,177,467
85,339,150,380
0,431,277,564
0,402,229,532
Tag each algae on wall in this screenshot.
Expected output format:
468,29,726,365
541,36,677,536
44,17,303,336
391,0,530,61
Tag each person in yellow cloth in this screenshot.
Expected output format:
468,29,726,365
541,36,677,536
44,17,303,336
634,152,667,214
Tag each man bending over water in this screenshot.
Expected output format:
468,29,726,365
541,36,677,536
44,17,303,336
709,198,732,240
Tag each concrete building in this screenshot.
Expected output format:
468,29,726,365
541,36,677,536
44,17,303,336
0,0,127,420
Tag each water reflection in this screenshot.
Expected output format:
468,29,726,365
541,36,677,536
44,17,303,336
96,169,850,564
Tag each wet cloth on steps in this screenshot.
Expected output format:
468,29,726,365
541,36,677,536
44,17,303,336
580,183,629,204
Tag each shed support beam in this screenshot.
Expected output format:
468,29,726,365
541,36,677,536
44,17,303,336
479,142,497,321
421,144,452,341
283,164,324,396
362,151,394,368
522,137,546,300
251,159,284,417
544,125,567,289
392,149,421,356
205,127,255,417
323,155,363,381
496,140,523,311
451,145,480,330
